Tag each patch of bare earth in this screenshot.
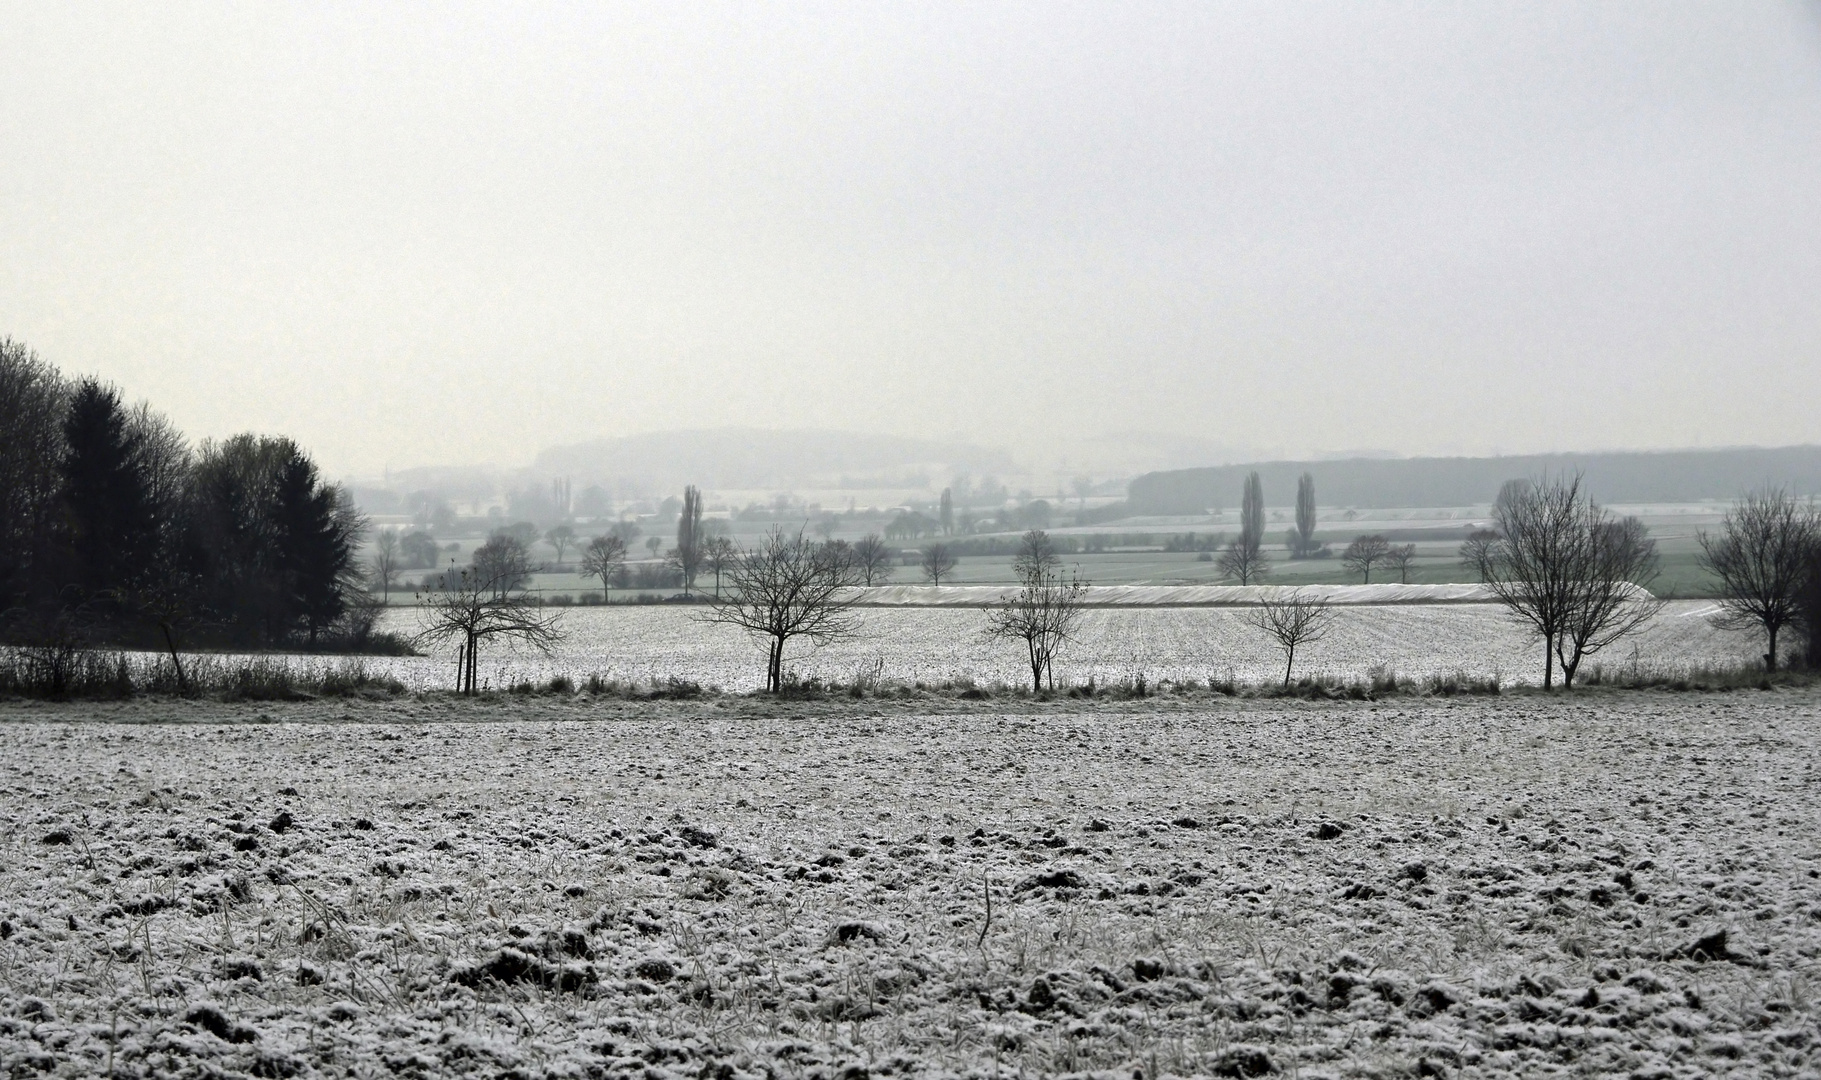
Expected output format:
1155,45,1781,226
1,690,1818,1078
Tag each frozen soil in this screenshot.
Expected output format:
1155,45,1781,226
2,690,1819,1078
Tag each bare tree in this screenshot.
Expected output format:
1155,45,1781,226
370,528,401,603
1245,591,1336,687
700,528,862,692
985,561,1088,691
702,535,738,599
544,523,576,569
645,536,662,559
1072,475,1093,510
922,542,957,585
851,534,894,586
415,558,563,695
1555,515,1662,686
1342,534,1392,583
1385,543,1416,584
1459,529,1499,582
1012,529,1059,582
1698,488,1820,671
1479,473,1659,688
580,534,627,599
939,488,954,535
472,533,536,596
1217,472,1270,583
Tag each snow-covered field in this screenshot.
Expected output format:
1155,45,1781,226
345,600,1757,693
3,690,1818,1078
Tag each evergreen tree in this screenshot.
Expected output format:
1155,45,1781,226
271,446,362,647
58,380,159,609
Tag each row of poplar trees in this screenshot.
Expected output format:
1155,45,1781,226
0,338,365,651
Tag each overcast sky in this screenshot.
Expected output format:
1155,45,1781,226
4,2,1819,477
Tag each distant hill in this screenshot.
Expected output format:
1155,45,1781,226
1127,446,1821,513
531,428,1016,495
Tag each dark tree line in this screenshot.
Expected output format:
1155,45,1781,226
0,339,368,657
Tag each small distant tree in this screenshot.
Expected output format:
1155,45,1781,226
700,528,862,692
1013,529,1060,581
813,516,838,541
985,560,1088,692
1290,472,1318,558
415,558,563,695
1698,488,1821,671
1459,529,1499,582
1385,543,1416,584
1072,476,1093,509
940,488,954,535
922,542,957,585
1342,534,1392,583
703,535,738,598
1245,591,1336,687
609,520,643,547
473,533,535,596
851,534,894,586
580,534,627,598
1218,472,1270,583
545,524,576,569
673,485,704,593
645,536,662,559
370,529,401,602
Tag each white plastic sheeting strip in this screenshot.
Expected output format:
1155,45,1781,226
836,582,1657,607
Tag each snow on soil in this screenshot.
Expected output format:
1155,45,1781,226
3,691,1819,1078
841,584,1633,607
322,601,1751,693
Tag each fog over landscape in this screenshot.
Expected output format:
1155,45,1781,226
8,6,1821,1079
4,3,1820,479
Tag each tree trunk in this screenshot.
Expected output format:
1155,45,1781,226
1542,635,1554,689
1283,645,1294,688
159,623,189,696
1767,624,1779,672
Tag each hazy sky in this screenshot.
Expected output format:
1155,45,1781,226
4,2,1819,477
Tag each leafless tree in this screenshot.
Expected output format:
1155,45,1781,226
415,559,563,695
1217,539,1269,584
1385,543,1417,584
703,535,738,599
922,542,957,586
851,534,894,586
1012,529,1059,582
472,533,536,597
1342,535,1392,583
1698,488,1821,671
1245,591,1336,687
1459,529,1499,582
645,536,662,559
544,524,576,569
699,528,862,692
580,534,627,599
1555,515,1662,685
369,529,401,603
1072,475,1093,510
1479,473,1660,688
985,561,1088,692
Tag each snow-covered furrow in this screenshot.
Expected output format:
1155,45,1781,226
1,691,1818,1078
